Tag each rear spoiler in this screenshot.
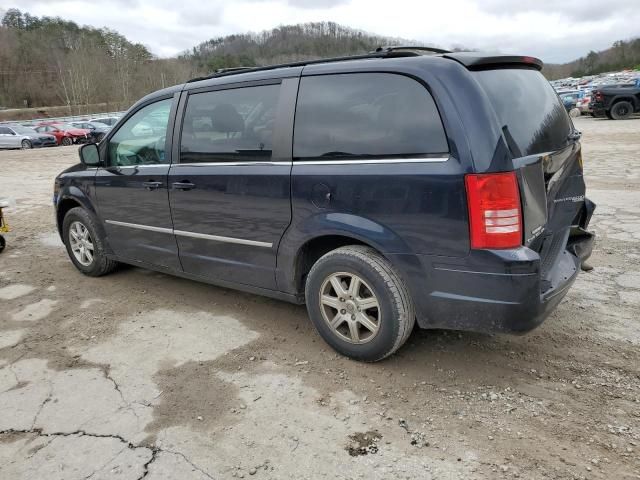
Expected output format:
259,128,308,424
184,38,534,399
443,52,543,71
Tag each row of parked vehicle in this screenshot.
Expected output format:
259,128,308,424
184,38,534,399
0,116,121,149
554,75,640,120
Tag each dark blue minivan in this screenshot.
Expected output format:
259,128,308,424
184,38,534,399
54,49,595,361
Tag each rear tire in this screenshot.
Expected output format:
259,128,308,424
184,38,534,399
605,110,613,119
305,245,415,362
62,207,118,276
62,136,73,146
610,101,633,120
21,139,32,149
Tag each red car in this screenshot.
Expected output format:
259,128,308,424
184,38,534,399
34,122,91,146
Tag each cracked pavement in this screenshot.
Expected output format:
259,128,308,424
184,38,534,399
0,117,639,479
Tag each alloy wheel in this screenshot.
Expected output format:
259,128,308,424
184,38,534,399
69,221,95,266
319,272,381,344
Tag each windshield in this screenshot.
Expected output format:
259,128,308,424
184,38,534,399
474,69,573,156
11,126,37,135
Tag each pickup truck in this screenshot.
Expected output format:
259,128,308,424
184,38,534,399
590,80,640,120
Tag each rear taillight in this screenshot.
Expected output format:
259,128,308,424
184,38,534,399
594,91,603,102
465,172,522,249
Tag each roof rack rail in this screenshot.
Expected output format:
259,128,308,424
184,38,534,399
187,53,376,83
214,67,253,74
186,47,445,84
372,45,452,55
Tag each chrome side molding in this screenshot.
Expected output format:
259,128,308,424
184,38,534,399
105,220,272,248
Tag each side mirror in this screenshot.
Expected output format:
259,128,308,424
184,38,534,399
79,143,101,166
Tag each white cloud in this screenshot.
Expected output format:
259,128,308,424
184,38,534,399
3,0,638,62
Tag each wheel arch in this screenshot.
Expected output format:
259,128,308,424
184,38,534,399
55,187,103,241
276,212,414,296
610,96,637,109
292,234,370,293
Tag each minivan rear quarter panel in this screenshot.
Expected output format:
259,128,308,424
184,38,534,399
277,61,479,295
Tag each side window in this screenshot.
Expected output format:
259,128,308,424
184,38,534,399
0,127,11,134
293,73,448,159
180,84,280,163
108,98,172,167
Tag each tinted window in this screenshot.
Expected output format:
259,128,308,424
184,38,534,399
293,73,448,159
0,127,11,134
180,84,280,163
108,98,172,167
473,69,572,156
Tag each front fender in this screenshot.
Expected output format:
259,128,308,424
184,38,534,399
54,172,108,250
275,211,416,294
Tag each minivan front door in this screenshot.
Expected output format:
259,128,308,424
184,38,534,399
95,96,181,270
168,79,297,290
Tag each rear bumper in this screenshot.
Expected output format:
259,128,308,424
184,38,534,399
388,204,596,334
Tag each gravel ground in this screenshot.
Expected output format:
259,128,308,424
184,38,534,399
0,116,638,479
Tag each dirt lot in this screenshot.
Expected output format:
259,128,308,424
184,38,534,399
0,117,638,479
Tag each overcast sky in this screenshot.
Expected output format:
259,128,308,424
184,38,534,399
2,0,639,63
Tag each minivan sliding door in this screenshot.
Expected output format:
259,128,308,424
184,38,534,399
168,78,298,290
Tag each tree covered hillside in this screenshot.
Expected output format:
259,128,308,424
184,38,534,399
543,39,640,79
1,8,638,112
0,9,195,110
183,22,408,71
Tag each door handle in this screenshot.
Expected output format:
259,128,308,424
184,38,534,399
172,181,196,191
142,181,163,191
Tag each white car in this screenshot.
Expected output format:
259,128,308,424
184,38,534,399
0,125,57,149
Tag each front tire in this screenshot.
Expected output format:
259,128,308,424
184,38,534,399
62,207,118,276
610,101,633,120
21,139,32,149
305,245,415,362
62,136,73,146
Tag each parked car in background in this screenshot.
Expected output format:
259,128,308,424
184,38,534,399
35,123,91,146
590,84,640,120
0,124,57,149
54,49,595,361
558,91,582,117
576,93,592,115
91,116,121,127
70,121,111,142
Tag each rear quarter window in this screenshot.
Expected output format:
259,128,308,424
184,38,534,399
473,69,572,156
293,73,448,159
